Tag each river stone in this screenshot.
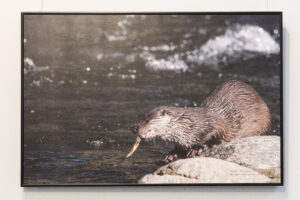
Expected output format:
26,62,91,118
139,174,200,184
138,157,271,184
200,136,281,178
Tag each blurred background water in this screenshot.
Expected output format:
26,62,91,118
23,14,281,185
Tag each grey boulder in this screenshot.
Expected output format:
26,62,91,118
201,136,281,178
138,157,272,184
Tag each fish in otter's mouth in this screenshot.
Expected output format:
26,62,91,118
126,137,141,158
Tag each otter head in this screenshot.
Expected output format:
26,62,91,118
126,106,172,158
134,106,172,140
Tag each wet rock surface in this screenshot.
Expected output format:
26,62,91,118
139,136,281,184
139,157,272,184
201,136,281,178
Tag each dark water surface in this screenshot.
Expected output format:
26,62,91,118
23,14,281,185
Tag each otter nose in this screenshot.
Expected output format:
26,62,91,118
132,125,138,134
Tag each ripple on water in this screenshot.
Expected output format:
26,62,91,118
26,153,90,168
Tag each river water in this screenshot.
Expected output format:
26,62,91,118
23,14,281,185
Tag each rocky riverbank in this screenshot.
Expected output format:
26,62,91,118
139,136,281,184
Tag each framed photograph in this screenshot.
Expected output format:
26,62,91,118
22,12,283,186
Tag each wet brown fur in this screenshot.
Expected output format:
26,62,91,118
135,80,271,151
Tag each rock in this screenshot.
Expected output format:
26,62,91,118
139,174,200,184
201,136,281,178
138,136,281,184
138,157,272,184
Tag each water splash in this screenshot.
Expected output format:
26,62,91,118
187,24,280,67
142,44,177,52
24,57,49,74
104,15,136,42
86,139,104,149
120,74,136,80
140,52,189,72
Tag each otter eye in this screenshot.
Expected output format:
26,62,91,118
132,125,138,133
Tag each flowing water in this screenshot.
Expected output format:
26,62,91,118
23,14,281,185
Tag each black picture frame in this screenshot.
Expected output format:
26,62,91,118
21,12,283,187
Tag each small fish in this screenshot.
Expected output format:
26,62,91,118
126,137,141,158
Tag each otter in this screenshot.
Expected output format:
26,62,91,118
126,80,271,163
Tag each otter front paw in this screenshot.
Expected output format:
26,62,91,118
186,147,204,158
163,153,178,163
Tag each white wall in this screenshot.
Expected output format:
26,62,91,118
0,0,299,199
